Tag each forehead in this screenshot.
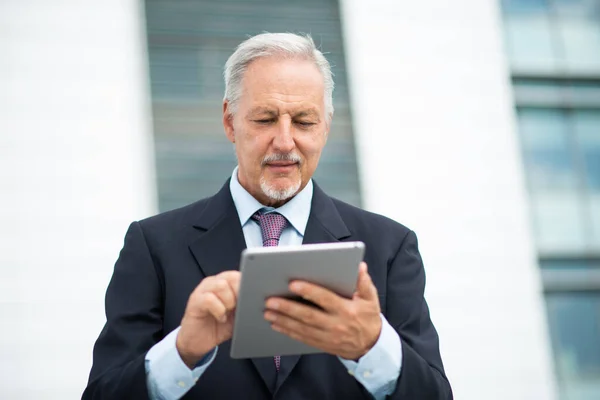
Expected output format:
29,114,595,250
239,57,325,111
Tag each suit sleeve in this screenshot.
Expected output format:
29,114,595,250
386,230,453,399
82,221,164,400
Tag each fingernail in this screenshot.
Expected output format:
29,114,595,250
264,312,276,322
267,300,279,310
290,282,302,291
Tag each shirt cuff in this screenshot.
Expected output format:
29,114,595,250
145,326,218,400
338,314,402,399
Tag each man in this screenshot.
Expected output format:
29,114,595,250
83,33,452,399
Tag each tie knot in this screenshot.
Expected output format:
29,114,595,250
251,211,288,247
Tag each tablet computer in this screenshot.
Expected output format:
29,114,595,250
230,241,365,359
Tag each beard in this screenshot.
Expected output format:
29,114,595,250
260,153,302,201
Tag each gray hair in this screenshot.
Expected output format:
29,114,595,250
223,32,334,122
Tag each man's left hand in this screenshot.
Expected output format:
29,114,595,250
264,262,382,360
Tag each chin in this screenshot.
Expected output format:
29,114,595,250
259,176,302,201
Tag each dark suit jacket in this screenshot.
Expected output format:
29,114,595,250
83,181,452,399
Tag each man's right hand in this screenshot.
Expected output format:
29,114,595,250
176,270,241,369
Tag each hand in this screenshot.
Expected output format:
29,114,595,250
176,270,241,368
264,262,382,360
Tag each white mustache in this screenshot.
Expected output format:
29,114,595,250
261,153,302,166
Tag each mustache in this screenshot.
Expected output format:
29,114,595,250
261,153,302,166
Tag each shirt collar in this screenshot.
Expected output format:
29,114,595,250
229,166,313,236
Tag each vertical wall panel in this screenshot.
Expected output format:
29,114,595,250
340,0,557,398
0,1,156,398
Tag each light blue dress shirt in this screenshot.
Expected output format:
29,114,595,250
145,168,403,399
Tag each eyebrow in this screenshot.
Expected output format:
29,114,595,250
293,110,319,119
248,107,320,119
248,107,277,117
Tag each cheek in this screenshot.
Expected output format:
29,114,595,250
299,135,326,161
239,135,269,163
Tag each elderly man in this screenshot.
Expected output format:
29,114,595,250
83,33,452,400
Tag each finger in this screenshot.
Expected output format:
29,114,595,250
266,311,331,346
200,292,228,322
265,297,330,329
289,281,345,313
218,270,241,294
200,277,238,309
270,322,353,360
211,281,237,311
355,262,378,301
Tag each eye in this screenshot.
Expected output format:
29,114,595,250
295,121,316,127
255,119,274,124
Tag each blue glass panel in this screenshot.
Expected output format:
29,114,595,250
574,111,600,190
546,292,600,400
518,108,587,252
552,0,600,17
557,20,600,72
502,0,551,14
504,17,559,72
518,109,577,190
551,0,600,71
574,110,600,249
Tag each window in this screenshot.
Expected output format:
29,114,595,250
144,0,361,212
501,1,600,398
501,0,600,74
517,105,600,254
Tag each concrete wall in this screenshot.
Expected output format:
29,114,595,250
339,0,557,398
0,1,157,398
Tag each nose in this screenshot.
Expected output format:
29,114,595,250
272,116,295,153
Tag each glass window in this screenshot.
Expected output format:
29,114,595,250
518,108,587,252
545,292,600,400
574,111,600,249
501,0,551,14
573,111,600,190
552,0,600,17
518,109,577,191
557,20,600,73
503,16,558,73
144,0,362,212
502,0,600,73
501,0,558,72
553,0,600,72
502,2,600,398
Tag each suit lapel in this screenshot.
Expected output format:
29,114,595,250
189,181,278,392
275,182,351,394
189,180,247,277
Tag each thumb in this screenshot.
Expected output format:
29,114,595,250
355,262,377,300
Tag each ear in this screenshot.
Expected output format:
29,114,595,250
323,118,331,142
223,100,235,143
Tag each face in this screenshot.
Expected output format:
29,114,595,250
223,56,330,207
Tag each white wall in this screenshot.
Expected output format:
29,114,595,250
0,1,156,398
340,0,557,398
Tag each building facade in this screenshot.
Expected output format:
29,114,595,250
1,0,598,399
